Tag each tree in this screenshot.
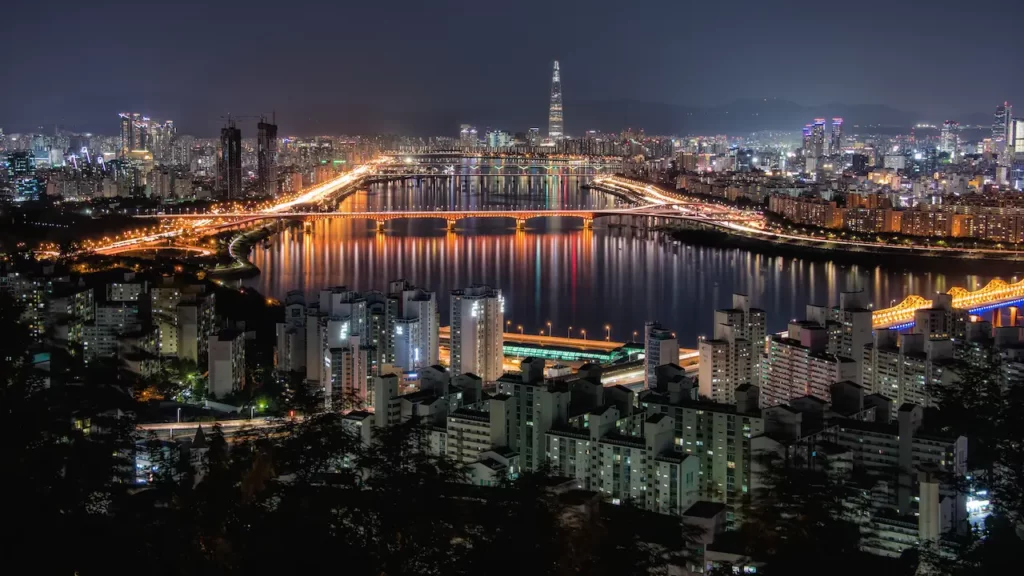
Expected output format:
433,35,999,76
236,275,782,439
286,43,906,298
735,449,878,576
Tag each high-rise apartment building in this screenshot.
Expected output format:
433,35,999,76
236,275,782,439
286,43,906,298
645,321,679,388
217,119,242,199
830,117,843,157
547,61,564,140
698,294,765,403
209,329,246,398
304,287,370,408
449,285,504,382
387,280,439,371
762,321,858,407
257,118,278,196
811,119,826,159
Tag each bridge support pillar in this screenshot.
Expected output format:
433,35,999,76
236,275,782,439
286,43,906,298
446,219,457,232
515,218,526,231
582,217,593,230
375,220,386,233
1011,306,1019,327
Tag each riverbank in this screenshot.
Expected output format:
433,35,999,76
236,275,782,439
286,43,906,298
206,226,277,279
661,225,1024,274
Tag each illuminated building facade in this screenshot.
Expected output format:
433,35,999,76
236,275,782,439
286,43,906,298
450,285,504,382
547,61,564,140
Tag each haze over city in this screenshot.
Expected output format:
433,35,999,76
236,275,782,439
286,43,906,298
4,0,1024,134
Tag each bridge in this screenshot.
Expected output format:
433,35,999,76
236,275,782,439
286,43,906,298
135,204,764,233
873,278,1024,329
382,152,623,169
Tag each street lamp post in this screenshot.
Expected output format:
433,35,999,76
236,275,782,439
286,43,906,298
605,324,611,341
567,326,572,339
518,325,523,335
581,329,587,340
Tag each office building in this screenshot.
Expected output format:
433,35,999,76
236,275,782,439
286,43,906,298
217,119,242,198
528,127,540,146
449,285,504,382
119,113,133,155
547,61,564,140
645,322,679,389
993,102,1012,150
209,329,246,398
940,120,960,158
257,118,278,196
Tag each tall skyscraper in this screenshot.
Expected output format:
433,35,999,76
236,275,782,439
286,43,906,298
257,117,278,196
217,118,242,199
449,285,504,382
830,118,843,157
119,113,133,156
811,119,826,158
940,120,960,158
547,61,564,140
994,103,1012,147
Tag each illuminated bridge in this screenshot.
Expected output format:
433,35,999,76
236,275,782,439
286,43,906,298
873,278,1024,329
381,152,623,170
139,204,765,233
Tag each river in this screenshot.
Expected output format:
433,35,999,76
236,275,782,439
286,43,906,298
242,173,1018,346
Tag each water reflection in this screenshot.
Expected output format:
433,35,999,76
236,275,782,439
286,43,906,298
245,216,991,347
242,174,1004,345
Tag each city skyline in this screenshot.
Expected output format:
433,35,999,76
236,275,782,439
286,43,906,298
3,0,1024,135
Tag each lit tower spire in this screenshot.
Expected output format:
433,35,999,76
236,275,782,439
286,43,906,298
548,60,564,140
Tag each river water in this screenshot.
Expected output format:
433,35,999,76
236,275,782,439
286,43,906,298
243,174,1017,346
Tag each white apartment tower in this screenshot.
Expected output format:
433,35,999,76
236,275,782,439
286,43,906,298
645,321,679,388
449,285,504,382
387,280,439,371
698,294,765,402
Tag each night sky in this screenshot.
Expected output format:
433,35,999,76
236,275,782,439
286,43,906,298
3,0,1023,135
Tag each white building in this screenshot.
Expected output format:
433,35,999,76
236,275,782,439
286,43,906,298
388,280,439,371
862,329,957,408
546,406,700,516
645,321,679,389
275,291,307,373
449,285,504,382
762,321,858,407
83,301,141,361
208,329,245,398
